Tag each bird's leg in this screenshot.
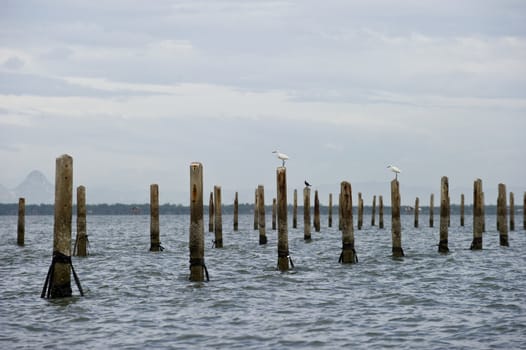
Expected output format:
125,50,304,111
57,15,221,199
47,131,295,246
282,160,285,167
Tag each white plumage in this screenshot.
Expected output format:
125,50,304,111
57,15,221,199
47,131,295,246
387,164,401,180
272,150,289,167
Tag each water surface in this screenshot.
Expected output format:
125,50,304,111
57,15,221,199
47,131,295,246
1,214,525,349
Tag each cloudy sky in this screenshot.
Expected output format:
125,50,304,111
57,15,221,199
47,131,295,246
1,0,525,205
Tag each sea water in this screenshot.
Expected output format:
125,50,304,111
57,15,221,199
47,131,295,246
0,214,525,349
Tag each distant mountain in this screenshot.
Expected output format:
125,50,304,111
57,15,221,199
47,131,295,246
12,170,54,204
0,171,522,205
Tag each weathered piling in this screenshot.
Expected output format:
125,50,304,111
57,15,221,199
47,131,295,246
339,181,357,263
303,187,311,240
293,189,298,229
208,192,214,233
371,195,376,226
357,192,363,230
460,194,465,226
509,192,514,231
338,192,343,230
189,162,208,282
149,184,162,252
495,193,501,232
17,198,25,246
41,154,84,298
391,179,404,257
213,185,223,248
328,193,333,228
277,167,292,271
497,184,509,246
438,177,450,253
470,179,483,250
379,195,384,229
523,192,526,230
233,192,239,231
51,155,73,296
257,185,267,244
314,190,320,232
253,189,258,230
272,198,277,230
75,186,88,256
429,194,434,227
414,197,419,228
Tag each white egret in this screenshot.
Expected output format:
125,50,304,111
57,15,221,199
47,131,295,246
387,165,401,180
272,150,289,167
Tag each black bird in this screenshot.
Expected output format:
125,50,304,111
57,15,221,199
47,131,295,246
304,180,311,187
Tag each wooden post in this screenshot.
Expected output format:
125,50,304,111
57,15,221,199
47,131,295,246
328,193,333,228
272,198,277,230
233,191,239,231
277,167,291,271
460,194,465,227
303,187,311,240
497,193,500,232
40,154,84,298
149,184,162,252
41,155,84,298
75,186,88,256
438,177,449,253
379,195,384,229
470,179,483,250
253,189,258,230
50,154,73,297
414,197,419,228
257,185,267,245
371,195,376,226
338,192,343,230
208,192,214,233
497,184,509,246
189,162,207,282
17,198,25,246
357,192,363,230
314,190,320,232
391,179,404,257
293,189,298,229
523,192,526,230
429,194,434,227
509,192,514,231
339,181,357,263
213,185,223,248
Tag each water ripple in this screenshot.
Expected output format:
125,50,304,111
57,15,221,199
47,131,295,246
1,214,525,349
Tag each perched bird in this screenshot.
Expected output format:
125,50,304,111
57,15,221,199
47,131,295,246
272,150,289,167
387,165,401,180
304,180,311,187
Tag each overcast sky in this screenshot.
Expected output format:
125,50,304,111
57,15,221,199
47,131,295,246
1,0,525,205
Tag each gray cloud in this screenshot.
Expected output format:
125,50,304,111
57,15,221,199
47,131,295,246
0,0,524,204
3,56,24,70
2,0,525,100
0,72,169,97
